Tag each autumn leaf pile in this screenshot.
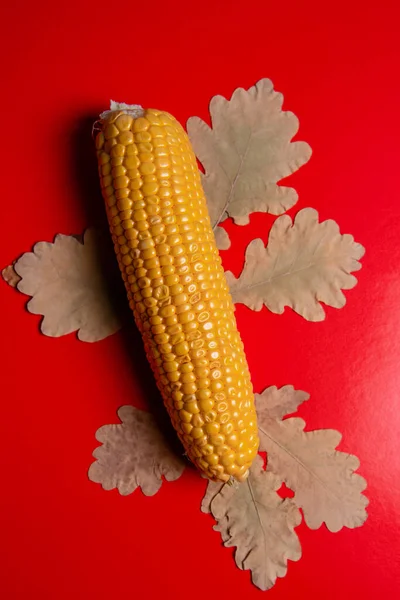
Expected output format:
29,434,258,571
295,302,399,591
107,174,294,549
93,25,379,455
2,78,368,591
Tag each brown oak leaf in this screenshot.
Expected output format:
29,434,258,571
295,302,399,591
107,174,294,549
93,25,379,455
11,228,123,342
187,78,312,249
226,208,365,321
88,405,185,496
209,456,302,591
256,386,368,531
2,264,21,288
201,479,224,514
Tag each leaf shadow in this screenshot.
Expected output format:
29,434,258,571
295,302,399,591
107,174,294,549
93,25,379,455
70,114,189,467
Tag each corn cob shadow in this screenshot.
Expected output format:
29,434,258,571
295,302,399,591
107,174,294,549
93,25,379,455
70,114,132,335
71,115,111,230
71,114,189,464
118,321,189,462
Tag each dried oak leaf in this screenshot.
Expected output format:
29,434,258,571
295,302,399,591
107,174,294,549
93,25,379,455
13,229,122,342
256,386,368,532
88,405,185,496
187,78,312,249
209,455,302,591
201,479,224,514
2,264,21,288
257,385,310,419
226,208,365,321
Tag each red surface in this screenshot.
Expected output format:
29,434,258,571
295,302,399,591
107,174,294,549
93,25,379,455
1,1,400,598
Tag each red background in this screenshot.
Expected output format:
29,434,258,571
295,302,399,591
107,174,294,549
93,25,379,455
1,1,400,598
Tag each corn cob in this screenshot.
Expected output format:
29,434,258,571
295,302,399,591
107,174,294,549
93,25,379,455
95,103,259,482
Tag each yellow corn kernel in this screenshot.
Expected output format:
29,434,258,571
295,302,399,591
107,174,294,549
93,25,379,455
95,104,259,483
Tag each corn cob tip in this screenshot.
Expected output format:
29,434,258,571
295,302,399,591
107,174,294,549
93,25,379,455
100,100,144,121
